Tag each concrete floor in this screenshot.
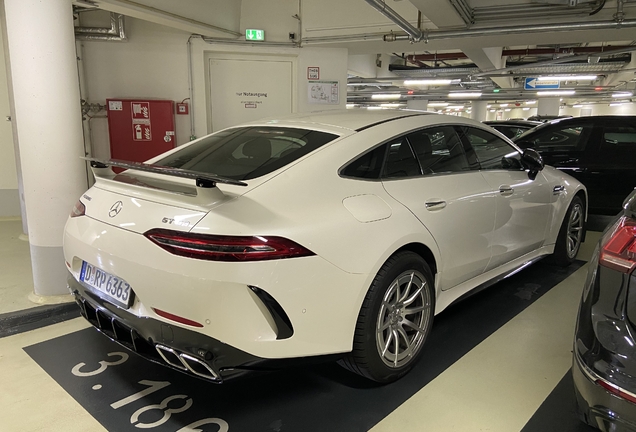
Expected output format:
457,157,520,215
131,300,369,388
0,217,38,314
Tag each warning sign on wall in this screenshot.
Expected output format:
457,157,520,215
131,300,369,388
131,102,150,120
131,102,152,141
133,124,152,141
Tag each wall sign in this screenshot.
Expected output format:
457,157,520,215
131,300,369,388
131,102,151,141
245,29,265,41
308,81,339,104
307,67,320,80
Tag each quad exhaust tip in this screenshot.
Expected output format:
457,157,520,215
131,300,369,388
155,344,221,382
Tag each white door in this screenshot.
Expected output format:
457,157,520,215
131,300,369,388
380,126,496,291
457,126,551,270
209,58,293,131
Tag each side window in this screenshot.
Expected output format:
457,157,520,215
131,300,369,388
530,125,590,152
382,137,421,178
493,125,527,140
602,125,636,148
407,126,470,174
341,144,387,179
458,126,522,170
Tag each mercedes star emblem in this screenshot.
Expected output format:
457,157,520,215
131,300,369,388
109,201,124,218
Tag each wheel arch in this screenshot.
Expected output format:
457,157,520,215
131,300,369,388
394,242,438,279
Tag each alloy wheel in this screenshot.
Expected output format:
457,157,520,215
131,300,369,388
376,270,431,368
567,203,584,259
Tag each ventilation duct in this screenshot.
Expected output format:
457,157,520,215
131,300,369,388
75,12,127,42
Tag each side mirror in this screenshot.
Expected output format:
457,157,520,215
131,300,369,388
521,148,544,180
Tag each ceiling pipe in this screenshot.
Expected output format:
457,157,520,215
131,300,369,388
407,46,635,62
381,19,636,43
472,46,636,77
304,19,636,45
615,0,626,24
363,0,423,42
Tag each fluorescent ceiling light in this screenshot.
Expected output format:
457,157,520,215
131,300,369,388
367,106,384,110
489,109,496,112
428,102,449,107
522,107,530,111
371,94,401,100
537,90,575,96
525,100,537,105
500,103,509,107
504,108,511,112
446,105,464,109
380,103,404,107
404,79,453,85
486,104,492,108
572,104,583,108
612,92,633,98
610,102,630,106
538,75,597,81
347,82,393,87
346,104,355,108
448,92,482,98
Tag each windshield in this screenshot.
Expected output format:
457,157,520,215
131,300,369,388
156,127,338,180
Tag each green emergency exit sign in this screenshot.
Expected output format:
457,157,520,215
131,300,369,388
246,29,265,41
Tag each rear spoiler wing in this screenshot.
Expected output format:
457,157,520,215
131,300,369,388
83,157,246,208
83,157,248,188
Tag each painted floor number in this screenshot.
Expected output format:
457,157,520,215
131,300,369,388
71,352,229,431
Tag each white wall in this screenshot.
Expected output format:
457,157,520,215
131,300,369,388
0,22,19,217
240,0,299,42
81,11,348,156
79,12,192,159
191,41,347,134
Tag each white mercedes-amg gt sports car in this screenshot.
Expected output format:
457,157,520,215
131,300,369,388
64,110,587,383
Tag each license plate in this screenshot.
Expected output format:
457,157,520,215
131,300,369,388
80,262,133,308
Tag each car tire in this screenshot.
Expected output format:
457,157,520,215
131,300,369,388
339,251,435,383
551,195,584,267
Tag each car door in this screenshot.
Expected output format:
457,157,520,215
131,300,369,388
583,118,636,214
380,126,497,291
457,126,552,270
516,120,596,189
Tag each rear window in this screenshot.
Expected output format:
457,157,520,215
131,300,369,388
156,127,338,180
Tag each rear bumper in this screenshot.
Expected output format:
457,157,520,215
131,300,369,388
69,276,342,382
573,351,636,432
63,215,370,359
70,275,256,382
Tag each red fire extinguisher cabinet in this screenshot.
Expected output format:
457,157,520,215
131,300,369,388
106,99,176,163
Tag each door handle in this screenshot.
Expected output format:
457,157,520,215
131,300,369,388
425,200,447,211
499,185,514,196
553,185,565,195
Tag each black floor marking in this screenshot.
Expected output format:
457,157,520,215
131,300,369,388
521,369,597,432
24,260,583,432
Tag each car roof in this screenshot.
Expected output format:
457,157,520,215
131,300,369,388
484,120,542,127
243,109,435,132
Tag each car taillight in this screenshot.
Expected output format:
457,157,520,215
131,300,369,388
597,379,636,405
599,216,636,274
144,228,315,262
70,200,85,218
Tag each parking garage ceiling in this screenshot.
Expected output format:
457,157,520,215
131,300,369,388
74,0,636,108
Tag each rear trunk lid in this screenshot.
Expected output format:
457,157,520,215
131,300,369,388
81,160,252,234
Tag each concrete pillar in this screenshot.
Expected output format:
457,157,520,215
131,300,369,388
470,101,488,121
537,98,560,116
4,0,87,298
407,99,428,111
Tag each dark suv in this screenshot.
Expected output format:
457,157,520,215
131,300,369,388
514,116,636,215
